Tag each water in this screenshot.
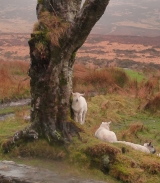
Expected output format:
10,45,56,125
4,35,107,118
0,161,107,183
0,98,31,121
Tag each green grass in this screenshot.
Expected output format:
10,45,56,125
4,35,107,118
124,69,145,82
1,94,160,183
0,105,29,115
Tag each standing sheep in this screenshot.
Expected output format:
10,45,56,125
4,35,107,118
95,121,117,142
71,92,87,125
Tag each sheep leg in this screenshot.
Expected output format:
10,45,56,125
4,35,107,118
78,113,83,125
81,111,86,125
74,112,78,122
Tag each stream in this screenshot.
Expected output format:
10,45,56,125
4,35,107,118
0,98,31,121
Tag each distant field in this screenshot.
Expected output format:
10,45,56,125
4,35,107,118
0,33,160,72
77,34,160,70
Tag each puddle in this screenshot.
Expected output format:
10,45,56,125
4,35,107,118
0,98,31,110
0,113,14,121
0,98,31,121
0,161,107,183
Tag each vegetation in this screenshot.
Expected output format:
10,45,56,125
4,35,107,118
0,60,30,102
124,69,145,82
1,61,160,182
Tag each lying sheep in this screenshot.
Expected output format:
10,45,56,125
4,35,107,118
115,141,156,154
95,121,117,142
71,92,87,125
95,121,156,154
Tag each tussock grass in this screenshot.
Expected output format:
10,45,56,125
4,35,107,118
38,11,68,46
73,64,130,95
119,122,148,142
144,93,160,112
0,60,30,101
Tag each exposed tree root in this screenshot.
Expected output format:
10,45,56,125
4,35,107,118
1,121,83,153
1,125,38,153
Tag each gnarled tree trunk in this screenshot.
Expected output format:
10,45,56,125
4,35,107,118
2,0,110,151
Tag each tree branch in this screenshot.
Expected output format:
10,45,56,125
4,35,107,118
40,0,82,22
67,0,110,49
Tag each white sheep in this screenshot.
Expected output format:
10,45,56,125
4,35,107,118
71,92,87,125
95,121,156,154
115,141,156,154
95,121,117,142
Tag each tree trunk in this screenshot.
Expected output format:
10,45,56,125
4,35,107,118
28,33,76,142
2,0,110,150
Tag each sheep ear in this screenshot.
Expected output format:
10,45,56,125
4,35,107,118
148,142,152,146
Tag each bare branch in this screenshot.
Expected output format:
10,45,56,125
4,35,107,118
67,0,110,49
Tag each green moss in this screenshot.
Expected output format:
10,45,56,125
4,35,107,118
59,73,67,86
71,52,76,61
38,0,43,4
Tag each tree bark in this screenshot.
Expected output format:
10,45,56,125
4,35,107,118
2,0,110,150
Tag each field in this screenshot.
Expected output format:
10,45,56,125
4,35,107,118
1,33,160,72
0,59,160,182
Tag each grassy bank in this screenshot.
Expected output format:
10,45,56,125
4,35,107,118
1,62,160,182
0,93,160,183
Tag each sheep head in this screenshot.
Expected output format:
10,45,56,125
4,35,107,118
72,92,85,102
144,142,156,154
100,121,112,130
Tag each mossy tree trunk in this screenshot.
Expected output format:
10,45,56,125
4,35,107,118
2,0,110,150
28,0,110,142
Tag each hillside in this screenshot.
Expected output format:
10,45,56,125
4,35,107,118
1,33,159,70
0,0,160,36
77,34,160,70
96,0,160,36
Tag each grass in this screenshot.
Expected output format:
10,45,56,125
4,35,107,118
124,69,145,82
1,62,160,182
1,93,160,183
0,60,30,101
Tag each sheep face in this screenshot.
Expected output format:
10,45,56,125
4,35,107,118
72,92,84,102
144,142,156,154
100,121,112,130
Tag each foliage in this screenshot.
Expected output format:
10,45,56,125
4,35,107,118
0,60,30,101
73,65,130,95
144,93,160,112
38,11,68,46
124,69,145,82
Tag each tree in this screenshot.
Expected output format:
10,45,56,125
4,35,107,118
2,0,110,151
